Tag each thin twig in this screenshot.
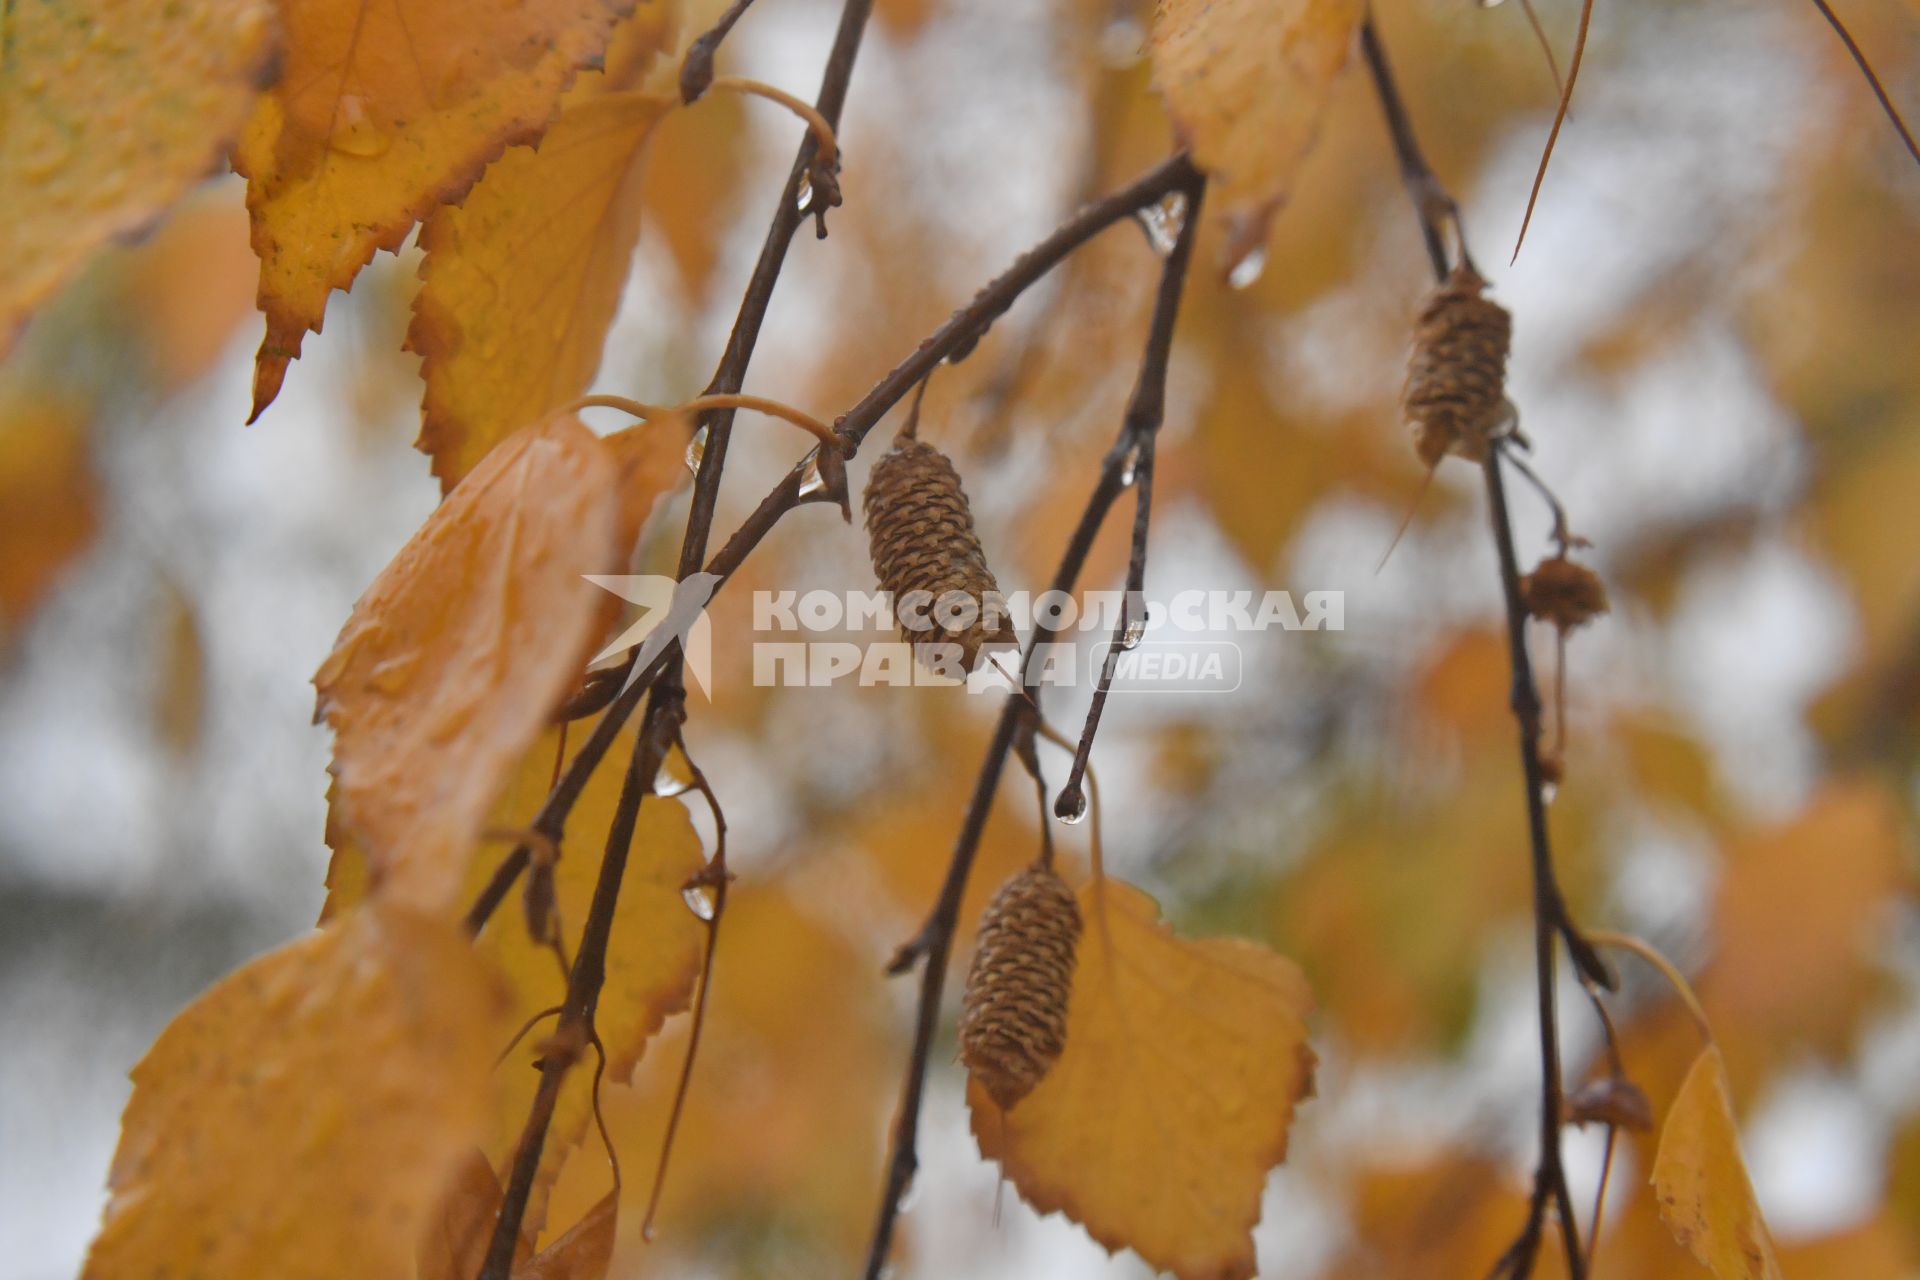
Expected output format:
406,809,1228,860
861,164,1207,1280
1363,14,1596,1277
462,150,1204,940
1054,188,1199,816
1801,0,1920,167
679,0,759,103
475,2,876,1271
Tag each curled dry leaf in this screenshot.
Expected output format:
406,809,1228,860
326,711,706,1236
516,1193,618,1280
417,1149,532,1280
83,905,504,1280
233,0,642,419
1652,1045,1783,1280
971,879,1316,1280
1148,0,1365,273
316,414,632,913
0,0,275,357
410,12,677,491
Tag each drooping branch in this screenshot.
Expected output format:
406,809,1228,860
475,1,875,1271
1361,15,1602,1278
861,164,1207,1280
464,149,1204,940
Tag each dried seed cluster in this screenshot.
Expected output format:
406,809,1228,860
959,864,1082,1110
1521,555,1609,631
864,436,1015,671
1404,263,1515,468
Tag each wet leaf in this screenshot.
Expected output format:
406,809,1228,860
233,0,641,418
409,21,677,490
971,879,1316,1280
0,0,274,356
83,906,504,1280
1651,1045,1782,1280
315,414,630,912
1149,0,1365,271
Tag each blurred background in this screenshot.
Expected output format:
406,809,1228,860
3,0,1918,1274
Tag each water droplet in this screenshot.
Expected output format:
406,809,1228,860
328,96,393,158
1134,192,1188,259
1119,446,1142,487
1228,245,1268,290
1477,0,1507,9
1053,786,1089,825
682,882,717,921
1098,16,1145,66
796,449,827,499
1541,780,1559,805
1120,613,1147,650
795,181,815,213
653,765,692,798
684,424,709,477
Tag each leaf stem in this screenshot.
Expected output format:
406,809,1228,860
705,76,841,168
572,391,839,448
1585,929,1713,1040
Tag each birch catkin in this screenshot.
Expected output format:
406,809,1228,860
1404,263,1515,467
959,864,1081,1110
864,436,1015,671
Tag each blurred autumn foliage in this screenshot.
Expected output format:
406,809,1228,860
2,0,1919,1277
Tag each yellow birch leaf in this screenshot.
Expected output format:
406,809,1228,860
640,86,749,300
0,0,274,357
970,879,1317,1280
315,414,628,913
326,711,706,1237
82,905,505,1280
1651,1045,1784,1280
410,92,676,490
1149,0,1365,270
233,0,643,420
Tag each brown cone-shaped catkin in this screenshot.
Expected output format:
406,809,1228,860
1404,263,1514,466
1521,555,1609,631
864,436,1016,671
959,864,1081,1110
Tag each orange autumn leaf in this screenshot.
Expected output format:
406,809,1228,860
1651,1045,1783,1280
411,90,677,490
233,0,643,420
0,0,274,357
83,905,504,1280
971,878,1316,1280
1149,0,1365,271
1705,777,1908,1053
0,395,99,641
327,711,706,1236
517,1193,618,1280
315,414,630,913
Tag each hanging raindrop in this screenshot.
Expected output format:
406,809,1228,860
684,424,709,477
1228,246,1268,290
681,882,718,921
1053,786,1089,825
1134,192,1189,259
